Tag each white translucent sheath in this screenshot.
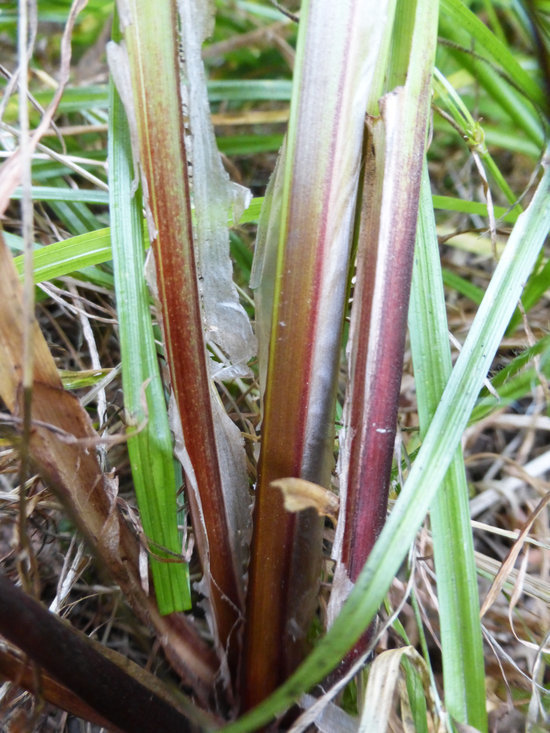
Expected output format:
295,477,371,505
178,0,256,379
176,0,253,581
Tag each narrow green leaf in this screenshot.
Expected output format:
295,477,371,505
442,268,484,305
13,228,114,284
409,164,487,731
359,647,430,732
12,186,110,204
438,3,544,147
12,204,262,285
207,79,292,102
432,194,520,223
432,68,525,208
217,133,284,156
108,46,190,615
58,368,114,390
7,79,292,121
439,0,546,109
402,656,430,733
507,257,550,333
471,343,550,425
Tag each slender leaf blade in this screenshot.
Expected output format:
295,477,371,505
409,164,487,731
108,65,190,614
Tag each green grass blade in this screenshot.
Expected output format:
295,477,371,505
409,164,487,731
13,228,114,284
17,187,519,293
438,7,544,147
471,340,550,425
217,133,284,156
432,194,520,224
507,256,550,333
439,0,546,110
442,268,484,305
12,186,110,204
12,201,262,285
402,656,430,733
4,80,292,123
432,68,525,208
108,66,190,615
208,79,292,102
221,150,550,733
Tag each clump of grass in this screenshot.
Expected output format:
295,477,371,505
0,1,549,731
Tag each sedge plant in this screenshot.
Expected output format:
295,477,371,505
0,0,549,731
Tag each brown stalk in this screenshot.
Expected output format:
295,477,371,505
0,573,218,732
0,645,118,732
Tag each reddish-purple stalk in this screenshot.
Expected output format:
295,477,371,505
340,129,418,582
118,0,245,687
240,0,390,706
333,11,437,666
242,195,336,707
242,17,369,712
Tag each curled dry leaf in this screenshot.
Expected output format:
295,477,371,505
271,477,339,524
